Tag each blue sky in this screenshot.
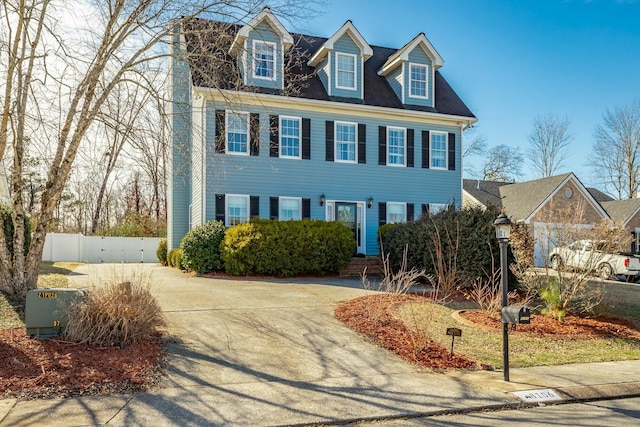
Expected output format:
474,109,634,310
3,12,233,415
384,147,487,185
296,0,640,188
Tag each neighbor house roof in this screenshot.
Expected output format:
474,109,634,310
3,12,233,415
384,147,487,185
587,187,615,203
462,179,509,209
499,173,574,221
181,18,475,118
601,199,640,226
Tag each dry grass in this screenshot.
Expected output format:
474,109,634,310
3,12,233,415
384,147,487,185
65,278,166,347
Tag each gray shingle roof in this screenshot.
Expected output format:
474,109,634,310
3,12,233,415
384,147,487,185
587,187,614,203
462,179,509,209
601,199,640,224
498,173,573,221
182,18,475,118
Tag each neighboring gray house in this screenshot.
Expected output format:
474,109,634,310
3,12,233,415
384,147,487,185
168,8,477,254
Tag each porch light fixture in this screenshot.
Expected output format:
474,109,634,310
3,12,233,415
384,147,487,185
493,212,512,382
367,196,374,208
320,193,326,207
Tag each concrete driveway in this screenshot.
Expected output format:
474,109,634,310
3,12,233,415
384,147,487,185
56,263,512,426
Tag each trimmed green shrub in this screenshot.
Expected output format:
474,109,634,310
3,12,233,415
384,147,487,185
167,248,183,269
222,219,355,277
179,220,226,274
0,203,31,258
380,205,514,286
156,239,167,266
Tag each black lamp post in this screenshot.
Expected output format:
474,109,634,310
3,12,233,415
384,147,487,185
493,212,512,381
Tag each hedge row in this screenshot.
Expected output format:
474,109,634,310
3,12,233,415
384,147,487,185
159,219,355,277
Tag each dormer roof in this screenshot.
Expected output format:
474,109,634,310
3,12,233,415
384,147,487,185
378,33,444,77
307,20,373,67
228,7,293,56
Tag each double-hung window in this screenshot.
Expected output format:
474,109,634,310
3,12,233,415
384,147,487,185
253,41,275,80
335,121,356,163
409,64,428,98
430,131,447,169
280,116,301,158
227,195,249,226
279,197,301,220
387,202,407,224
226,112,249,155
387,127,406,166
336,53,356,90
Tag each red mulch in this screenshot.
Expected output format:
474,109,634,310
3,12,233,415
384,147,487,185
335,294,640,370
335,294,480,370
0,328,164,400
459,310,640,339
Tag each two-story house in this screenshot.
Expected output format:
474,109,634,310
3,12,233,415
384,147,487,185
168,8,476,255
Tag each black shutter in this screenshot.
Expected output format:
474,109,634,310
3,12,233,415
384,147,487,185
378,126,386,165
378,202,386,226
422,204,429,218
302,118,311,160
448,133,456,171
250,113,260,156
215,110,225,153
250,196,259,218
358,123,366,164
407,203,414,222
302,198,311,219
270,115,279,157
407,129,414,168
422,130,429,168
215,194,225,223
325,120,334,161
269,197,279,219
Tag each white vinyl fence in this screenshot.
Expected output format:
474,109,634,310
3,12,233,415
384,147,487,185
42,233,162,263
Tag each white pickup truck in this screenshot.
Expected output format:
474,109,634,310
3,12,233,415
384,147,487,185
549,240,640,281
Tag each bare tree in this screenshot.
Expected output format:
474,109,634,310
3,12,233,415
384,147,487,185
591,99,640,199
526,113,573,178
462,126,488,177
482,144,523,182
0,0,319,301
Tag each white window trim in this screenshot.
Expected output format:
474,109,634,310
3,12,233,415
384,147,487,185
335,52,357,90
279,196,302,221
252,40,276,81
279,115,302,159
225,111,250,156
334,120,358,164
226,194,250,227
386,202,407,224
387,126,407,167
408,63,429,99
430,130,448,170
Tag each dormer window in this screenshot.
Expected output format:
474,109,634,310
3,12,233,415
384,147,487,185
409,63,428,98
336,52,356,90
253,40,276,80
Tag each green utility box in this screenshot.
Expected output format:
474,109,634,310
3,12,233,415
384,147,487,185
26,288,88,337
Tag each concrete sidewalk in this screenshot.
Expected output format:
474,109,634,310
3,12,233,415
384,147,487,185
1,264,640,426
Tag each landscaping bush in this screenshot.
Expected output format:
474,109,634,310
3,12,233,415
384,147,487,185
167,248,183,269
65,279,166,347
0,203,31,258
179,220,226,274
380,205,514,287
156,239,167,266
222,219,355,277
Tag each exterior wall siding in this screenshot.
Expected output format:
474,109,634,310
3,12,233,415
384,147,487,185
405,48,433,107
204,101,461,255
388,68,403,103
531,183,605,225
168,30,192,249
317,57,329,95
331,35,363,99
190,100,204,228
245,22,283,90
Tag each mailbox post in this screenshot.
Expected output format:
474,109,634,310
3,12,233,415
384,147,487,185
494,212,512,381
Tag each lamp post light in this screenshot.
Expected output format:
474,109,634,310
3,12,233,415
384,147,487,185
493,212,512,381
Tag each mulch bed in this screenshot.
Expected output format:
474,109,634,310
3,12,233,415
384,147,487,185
335,294,480,370
0,328,164,400
458,310,640,339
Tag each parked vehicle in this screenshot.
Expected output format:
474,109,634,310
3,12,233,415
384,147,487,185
549,240,640,281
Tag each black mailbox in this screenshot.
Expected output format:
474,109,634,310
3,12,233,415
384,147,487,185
501,306,531,324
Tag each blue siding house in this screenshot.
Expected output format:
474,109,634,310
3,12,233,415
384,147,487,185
168,8,477,255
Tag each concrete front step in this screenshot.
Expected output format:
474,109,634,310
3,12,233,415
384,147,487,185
339,256,383,277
